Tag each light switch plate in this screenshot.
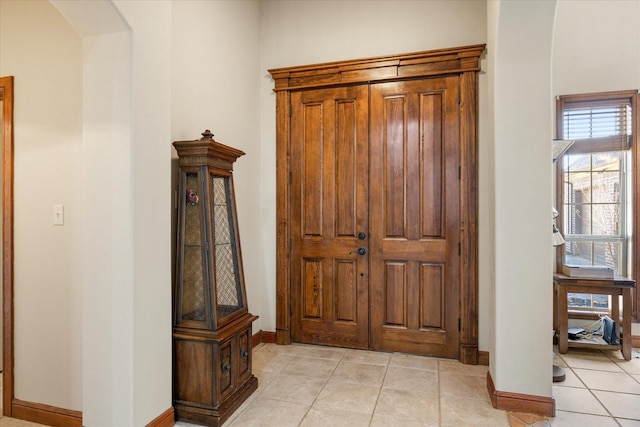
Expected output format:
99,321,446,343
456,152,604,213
53,204,64,225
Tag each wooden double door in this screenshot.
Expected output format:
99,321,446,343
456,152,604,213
290,77,461,358
270,45,483,362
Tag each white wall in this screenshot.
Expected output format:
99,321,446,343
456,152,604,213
1,0,175,423
81,29,134,426
489,0,557,398
554,0,640,96
10,0,636,422
170,0,263,330
0,0,83,410
0,1,490,420
553,0,640,336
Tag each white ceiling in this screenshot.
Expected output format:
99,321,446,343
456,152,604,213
49,0,129,38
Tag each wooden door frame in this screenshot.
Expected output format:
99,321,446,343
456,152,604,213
1,75,14,415
268,44,485,364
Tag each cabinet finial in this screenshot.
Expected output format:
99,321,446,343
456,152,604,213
201,129,214,140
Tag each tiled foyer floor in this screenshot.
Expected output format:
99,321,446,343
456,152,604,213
172,342,640,427
2,343,640,426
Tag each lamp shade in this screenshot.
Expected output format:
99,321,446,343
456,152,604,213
552,224,565,246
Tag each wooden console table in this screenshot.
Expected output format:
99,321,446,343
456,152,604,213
553,273,635,360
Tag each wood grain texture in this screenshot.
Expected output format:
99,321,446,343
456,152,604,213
369,77,460,357
173,134,257,425
270,45,484,362
1,75,14,417
146,407,174,427
11,399,82,427
290,85,369,349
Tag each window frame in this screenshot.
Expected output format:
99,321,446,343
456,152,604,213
555,90,639,318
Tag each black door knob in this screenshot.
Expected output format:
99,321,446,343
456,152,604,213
357,247,366,255
358,232,366,240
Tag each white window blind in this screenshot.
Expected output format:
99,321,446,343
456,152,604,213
563,98,632,152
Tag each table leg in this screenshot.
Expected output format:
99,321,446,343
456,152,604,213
553,284,558,339
611,295,620,336
557,283,568,354
623,289,632,361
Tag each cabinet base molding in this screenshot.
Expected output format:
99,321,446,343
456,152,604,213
146,407,175,427
175,375,258,427
11,398,82,427
486,372,555,417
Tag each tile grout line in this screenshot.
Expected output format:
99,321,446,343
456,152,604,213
437,359,442,427
295,346,348,427
366,352,391,427
228,344,304,426
555,350,627,424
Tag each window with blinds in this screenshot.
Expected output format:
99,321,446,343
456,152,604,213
562,98,632,153
557,91,637,311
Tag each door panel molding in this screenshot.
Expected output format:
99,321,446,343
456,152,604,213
269,45,484,363
369,77,460,357
290,85,369,349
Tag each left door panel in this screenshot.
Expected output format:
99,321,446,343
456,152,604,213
290,85,370,349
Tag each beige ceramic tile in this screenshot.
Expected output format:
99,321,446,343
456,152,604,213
373,388,440,424
548,411,619,427
258,373,326,404
440,394,509,427
573,368,640,393
382,365,438,394
616,358,640,375
331,361,387,386
342,348,391,366
552,385,608,415
553,352,568,368
439,359,488,377
439,371,490,401
12,344,640,427
313,380,380,415
389,353,439,371
554,367,586,388
223,394,257,426
226,397,309,427
593,390,640,419
299,407,371,427
281,355,339,379
559,351,625,372
0,419,47,427
252,352,294,378
258,342,304,356
369,414,438,427
508,411,548,426
298,345,347,360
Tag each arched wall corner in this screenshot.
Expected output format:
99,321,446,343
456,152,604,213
487,0,558,417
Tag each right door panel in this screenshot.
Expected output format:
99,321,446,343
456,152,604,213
369,77,461,358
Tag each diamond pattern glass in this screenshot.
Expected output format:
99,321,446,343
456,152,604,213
211,176,243,319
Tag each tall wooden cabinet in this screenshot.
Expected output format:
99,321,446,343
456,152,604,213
269,44,485,364
172,130,257,426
